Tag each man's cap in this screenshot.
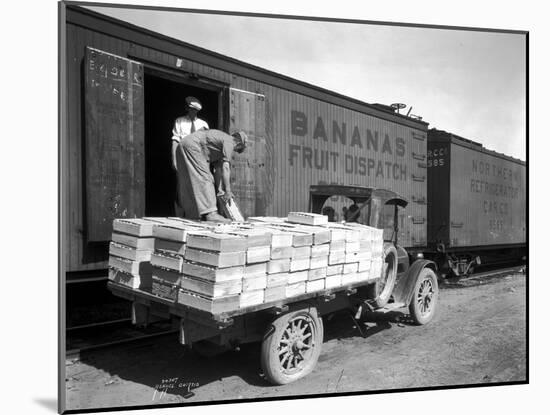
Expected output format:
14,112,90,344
232,131,248,147
185,96,202,111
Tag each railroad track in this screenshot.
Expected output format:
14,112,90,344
465,265,526,281
439,264,526,289
66,319,178,359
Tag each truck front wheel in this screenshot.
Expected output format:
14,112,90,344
409,268,439,325
367,244,398,308
261,308,324,385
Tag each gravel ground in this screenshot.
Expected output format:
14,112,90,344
65,273,526,411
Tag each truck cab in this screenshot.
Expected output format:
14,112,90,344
310,185,411,274
309,185,436,315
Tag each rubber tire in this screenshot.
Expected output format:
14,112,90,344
192,340,231,358
367,244,398,308
408,268,439,325
261,308,324,385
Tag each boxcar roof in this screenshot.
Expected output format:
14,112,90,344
428,128,526,166
65,4,429,130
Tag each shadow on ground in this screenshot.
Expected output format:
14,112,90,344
71,308,409,401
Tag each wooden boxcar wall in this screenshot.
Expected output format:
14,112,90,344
65,8,428,272
448,140,526,248
428,129,526,249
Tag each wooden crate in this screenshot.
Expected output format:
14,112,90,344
242,275,267,291
244,262,267,278
307,267,327,281
329,240,346,252
288,270,308,284
357,260,372,272
267,272,289,288
152,277,179,301
180,261,244,283
153,220,206,242
271,246,293,259
345,241,361,253
291,246,311,259
112,232,155,250
247,246,271,263
109,242,151,261
217,195,245,221
112,218,161,237
108,268,146,289
342,272,361,286
311,244,330,257
228,229,272,248
343,262,358,274
285,282,306,298
267,259,290,274
155,238,186,255
177,290,240,314
306,279,325,293
287,212,328,226
179,275,242,297
326,264,343,276
151,251,184,272
184,248,246,268
186,232,247,252
151,266,182,285
240,289,265,308
289,257,310,272
328,251,346,265
108,255,151,276
309,255,328,269
264,285,286,302
325,274,343,289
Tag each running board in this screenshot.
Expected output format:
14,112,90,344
378,302,406,312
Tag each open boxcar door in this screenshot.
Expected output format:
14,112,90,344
84,47,145,241
228,88,271,218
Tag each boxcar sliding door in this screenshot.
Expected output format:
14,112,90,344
228,88,270,218
84,47,145,241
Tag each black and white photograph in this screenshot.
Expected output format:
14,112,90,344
55,0,532,413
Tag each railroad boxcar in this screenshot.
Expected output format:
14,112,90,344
426,128,526,276
62,4,429,285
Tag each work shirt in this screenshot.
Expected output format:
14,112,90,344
171,115,209,143
185,129,235,165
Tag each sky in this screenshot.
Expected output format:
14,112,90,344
86,4,526,160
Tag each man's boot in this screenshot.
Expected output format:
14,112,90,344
204,212,231,223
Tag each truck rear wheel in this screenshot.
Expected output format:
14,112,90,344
367,244,398,308
261,308,323,385
409,268,439,325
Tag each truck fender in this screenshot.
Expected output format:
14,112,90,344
392,259,437,306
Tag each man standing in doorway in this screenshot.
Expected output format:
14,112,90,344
171,96,209,216
174,129,248,222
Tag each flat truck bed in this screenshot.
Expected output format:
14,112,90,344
108,275,380,324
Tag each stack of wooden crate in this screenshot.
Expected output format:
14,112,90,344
108,218,160,289
149,218,220,301
109,213,385,315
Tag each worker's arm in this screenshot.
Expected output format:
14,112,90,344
171,141,178,171
220,161,234,202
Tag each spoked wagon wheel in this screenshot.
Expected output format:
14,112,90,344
409,268,439,325
367,244,398,308
261,308,324,385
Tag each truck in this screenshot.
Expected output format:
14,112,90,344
108,185,439,385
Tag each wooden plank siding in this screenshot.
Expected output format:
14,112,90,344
65,9,428,272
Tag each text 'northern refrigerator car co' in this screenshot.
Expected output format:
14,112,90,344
427,128,526,276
